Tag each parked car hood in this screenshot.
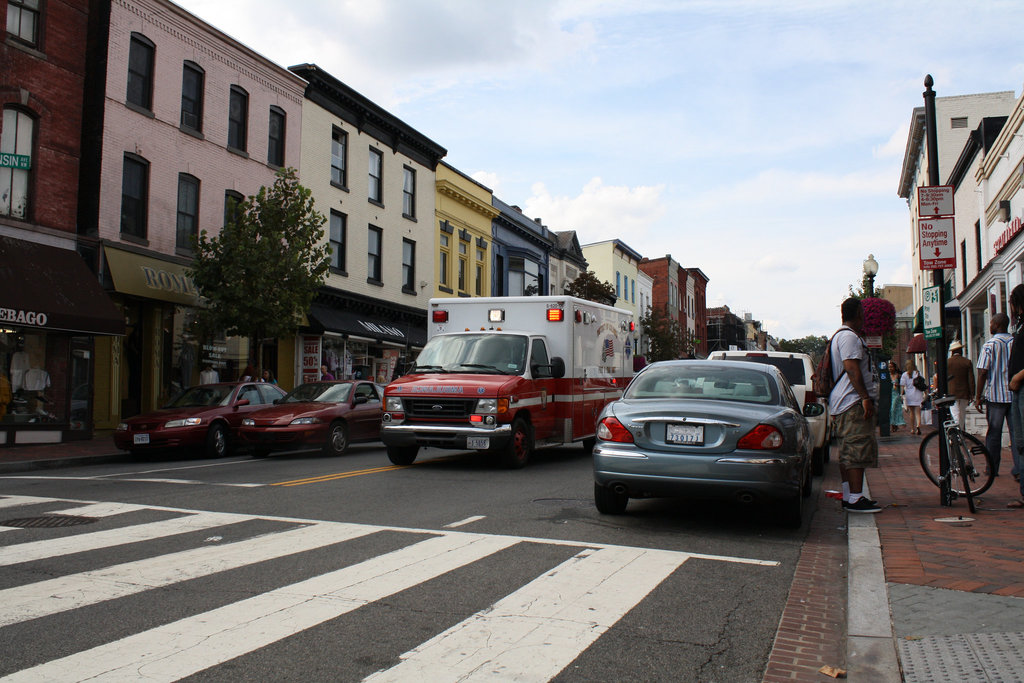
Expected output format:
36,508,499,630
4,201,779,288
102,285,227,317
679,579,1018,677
123,406,220,427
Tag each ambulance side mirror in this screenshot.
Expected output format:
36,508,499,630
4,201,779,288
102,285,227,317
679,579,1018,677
549,357,565,379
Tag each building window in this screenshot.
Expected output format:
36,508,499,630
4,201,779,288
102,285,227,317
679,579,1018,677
330,210,346,272
951,117,968,129
458,257,467,292
975,220,982,273
120,153,149,238
439,234,450,287
961,239,967,290
331,127,347,187
0,108,33,219
476,248,485,296
228,86,248,152
615,272,621,298
180,61,204,132
510,256,540,296
402,238,415,292
224,190,244,226
403,166,416,218
267,106,285,166
367,226,382,282
6,0,40,46
632,279,636,304
176,174,200,250
368,147,383,203
127,33,155,111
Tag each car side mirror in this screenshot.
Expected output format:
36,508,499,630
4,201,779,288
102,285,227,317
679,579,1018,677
803,403,824,417
354,395,368,405
235,398,250,408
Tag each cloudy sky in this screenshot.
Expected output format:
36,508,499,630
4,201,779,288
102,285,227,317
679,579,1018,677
176,0,1024,339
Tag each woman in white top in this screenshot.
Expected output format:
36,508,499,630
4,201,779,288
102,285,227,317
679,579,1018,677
901,359,925,435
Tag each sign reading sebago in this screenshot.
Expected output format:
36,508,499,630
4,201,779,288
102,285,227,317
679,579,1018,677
0,153,30,170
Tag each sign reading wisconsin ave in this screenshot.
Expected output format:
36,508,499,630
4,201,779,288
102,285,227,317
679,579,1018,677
919,216,956,270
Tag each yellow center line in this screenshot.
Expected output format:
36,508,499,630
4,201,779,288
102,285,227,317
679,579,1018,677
270,454,465,487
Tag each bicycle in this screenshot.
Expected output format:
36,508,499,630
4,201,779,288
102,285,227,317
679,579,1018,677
918,394,995,512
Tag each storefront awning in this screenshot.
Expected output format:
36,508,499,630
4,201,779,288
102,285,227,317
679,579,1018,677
906,333,927,354
0,236,124,335
104,246,200,306
308,302,426,346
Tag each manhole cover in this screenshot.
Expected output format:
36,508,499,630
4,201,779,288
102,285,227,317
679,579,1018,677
532,498,592,508
0,515,98,528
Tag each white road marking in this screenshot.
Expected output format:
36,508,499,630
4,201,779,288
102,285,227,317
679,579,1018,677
443,515,486,528
0,475,262,487
0,510,254,567
97,459,254,477
0,520,379,628
3,533,519,682
0,495,61,510
365,545,687,682
46,501,151,518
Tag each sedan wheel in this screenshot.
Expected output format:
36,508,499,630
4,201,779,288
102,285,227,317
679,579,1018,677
205,424,228,459
594,482,628,514
323,422,349,456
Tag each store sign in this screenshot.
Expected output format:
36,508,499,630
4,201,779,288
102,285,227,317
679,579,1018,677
0,308,47,327
301,335,321,384
994,215,1022,254
865,335,882,349
923,286,943,340
140,265,199,299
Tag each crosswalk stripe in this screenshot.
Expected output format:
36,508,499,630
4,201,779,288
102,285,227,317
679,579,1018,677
0,510,254,567
0,520,379,628
0,495,57,510
46,501,151,518
364,545,687,681
3,533,519,682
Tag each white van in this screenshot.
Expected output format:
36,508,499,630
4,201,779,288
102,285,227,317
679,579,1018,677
707,350,830,475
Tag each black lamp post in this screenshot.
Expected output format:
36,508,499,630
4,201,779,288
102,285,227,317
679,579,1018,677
863,254,878,298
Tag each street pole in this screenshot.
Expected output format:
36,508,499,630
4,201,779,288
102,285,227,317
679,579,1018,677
923,74,952,507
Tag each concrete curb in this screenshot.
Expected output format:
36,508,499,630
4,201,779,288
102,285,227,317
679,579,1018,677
0,453,127,475
846,480,901,681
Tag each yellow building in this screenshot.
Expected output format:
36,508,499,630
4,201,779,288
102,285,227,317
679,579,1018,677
435,163,497,298
580,239,644,320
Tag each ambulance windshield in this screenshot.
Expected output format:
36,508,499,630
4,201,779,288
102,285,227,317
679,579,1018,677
413,334,528,375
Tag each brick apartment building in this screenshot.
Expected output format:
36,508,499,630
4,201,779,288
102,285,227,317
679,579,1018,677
1,0,123,445
639,255,709,357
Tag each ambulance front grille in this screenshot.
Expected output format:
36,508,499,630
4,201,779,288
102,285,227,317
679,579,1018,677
404,398,475,420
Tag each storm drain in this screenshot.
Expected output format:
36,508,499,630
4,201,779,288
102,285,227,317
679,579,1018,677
900,632,1024,682
0,515,99,528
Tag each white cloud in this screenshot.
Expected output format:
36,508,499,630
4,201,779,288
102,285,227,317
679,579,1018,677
523,178,666,243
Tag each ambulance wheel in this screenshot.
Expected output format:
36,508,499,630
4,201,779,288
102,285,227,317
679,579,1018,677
387,445,419,466
501,418,533,469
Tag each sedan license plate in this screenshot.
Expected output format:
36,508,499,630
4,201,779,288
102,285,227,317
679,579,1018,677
133,433,150,445
467,437,490,449
666,424,703,445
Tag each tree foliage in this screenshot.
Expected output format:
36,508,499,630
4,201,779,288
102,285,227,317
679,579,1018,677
189,167,330,356
564,270,617,306
778,335,829,363
639,305,686,361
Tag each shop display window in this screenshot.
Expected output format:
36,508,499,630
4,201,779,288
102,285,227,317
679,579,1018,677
0,329,69,425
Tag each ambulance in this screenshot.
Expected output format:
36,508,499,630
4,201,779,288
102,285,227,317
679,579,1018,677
381,296,635,468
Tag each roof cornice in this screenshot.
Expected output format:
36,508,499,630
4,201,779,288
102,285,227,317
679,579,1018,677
436,180,499,219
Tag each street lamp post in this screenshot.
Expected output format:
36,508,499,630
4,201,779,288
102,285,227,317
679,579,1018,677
863,254,879,298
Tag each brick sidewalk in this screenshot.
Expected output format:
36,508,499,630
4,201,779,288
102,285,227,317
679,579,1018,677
871,431,1024,597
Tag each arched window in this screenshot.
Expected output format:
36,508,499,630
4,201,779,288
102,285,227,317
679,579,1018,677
181,61,205,132
127,33,155,111
0,107,34,219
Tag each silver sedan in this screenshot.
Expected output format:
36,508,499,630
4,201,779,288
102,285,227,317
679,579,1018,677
592,360,820,527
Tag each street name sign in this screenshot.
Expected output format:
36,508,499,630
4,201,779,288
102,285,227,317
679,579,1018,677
0,153,30,170
917,185,954,217
919,216,956,270
923,286,942,339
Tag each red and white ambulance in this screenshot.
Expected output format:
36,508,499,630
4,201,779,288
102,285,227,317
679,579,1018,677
381,296,635,468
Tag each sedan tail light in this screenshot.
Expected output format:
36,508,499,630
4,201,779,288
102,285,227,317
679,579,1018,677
597,417,634,443
737,424,783,450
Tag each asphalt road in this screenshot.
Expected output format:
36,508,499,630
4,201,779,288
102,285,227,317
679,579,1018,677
0,442,820,681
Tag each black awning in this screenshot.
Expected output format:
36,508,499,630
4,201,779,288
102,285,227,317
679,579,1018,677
0,237,124,335
309,302,426,346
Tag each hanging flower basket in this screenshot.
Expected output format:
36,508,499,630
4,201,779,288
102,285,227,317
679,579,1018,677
861,297,895,336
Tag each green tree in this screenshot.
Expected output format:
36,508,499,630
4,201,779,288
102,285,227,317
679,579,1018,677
189,167,331,366
565,270,617,306
778,335,829,363
639,305,686,361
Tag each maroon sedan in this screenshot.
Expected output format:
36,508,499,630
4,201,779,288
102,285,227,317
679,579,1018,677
238,380,384,457
113,382,286,458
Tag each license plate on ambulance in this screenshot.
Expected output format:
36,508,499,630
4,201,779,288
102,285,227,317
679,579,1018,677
133,433,150,445
666,424,703,445
467,437,489,449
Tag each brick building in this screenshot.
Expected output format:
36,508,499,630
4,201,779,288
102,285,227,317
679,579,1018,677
639,256,710,357
1,0,123,445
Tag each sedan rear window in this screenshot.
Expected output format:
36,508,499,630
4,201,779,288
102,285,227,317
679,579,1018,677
626,365,779,404
719,355,805,386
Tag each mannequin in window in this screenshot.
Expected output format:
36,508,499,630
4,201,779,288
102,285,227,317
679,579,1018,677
0,364,10,420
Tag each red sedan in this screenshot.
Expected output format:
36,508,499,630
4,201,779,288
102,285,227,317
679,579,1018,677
238,380,384,457
113,382,287,458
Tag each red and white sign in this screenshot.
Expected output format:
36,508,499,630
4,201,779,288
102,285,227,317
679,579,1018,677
300,335,321,384
918,185,954,217
919,216,956,270
995,215,1022,254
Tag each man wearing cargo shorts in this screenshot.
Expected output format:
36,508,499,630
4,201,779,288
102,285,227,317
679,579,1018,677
827,297,882,513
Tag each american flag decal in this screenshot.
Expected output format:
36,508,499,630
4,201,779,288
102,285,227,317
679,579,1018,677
602,337,614,361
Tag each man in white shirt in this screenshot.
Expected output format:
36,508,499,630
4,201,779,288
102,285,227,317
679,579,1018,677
828,297,881,513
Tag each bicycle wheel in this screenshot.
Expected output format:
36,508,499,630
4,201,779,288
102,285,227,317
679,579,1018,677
919,429,995,496
949,432,976,513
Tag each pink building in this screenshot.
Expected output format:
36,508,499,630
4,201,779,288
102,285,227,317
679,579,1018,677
77,0,306,424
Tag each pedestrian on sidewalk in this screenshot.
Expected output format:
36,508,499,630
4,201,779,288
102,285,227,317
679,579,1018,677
946,340,975,431
828,297,882,513
1007,284,1024,508
974,312,1014,479
889,361,905,432
901,359,925,435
